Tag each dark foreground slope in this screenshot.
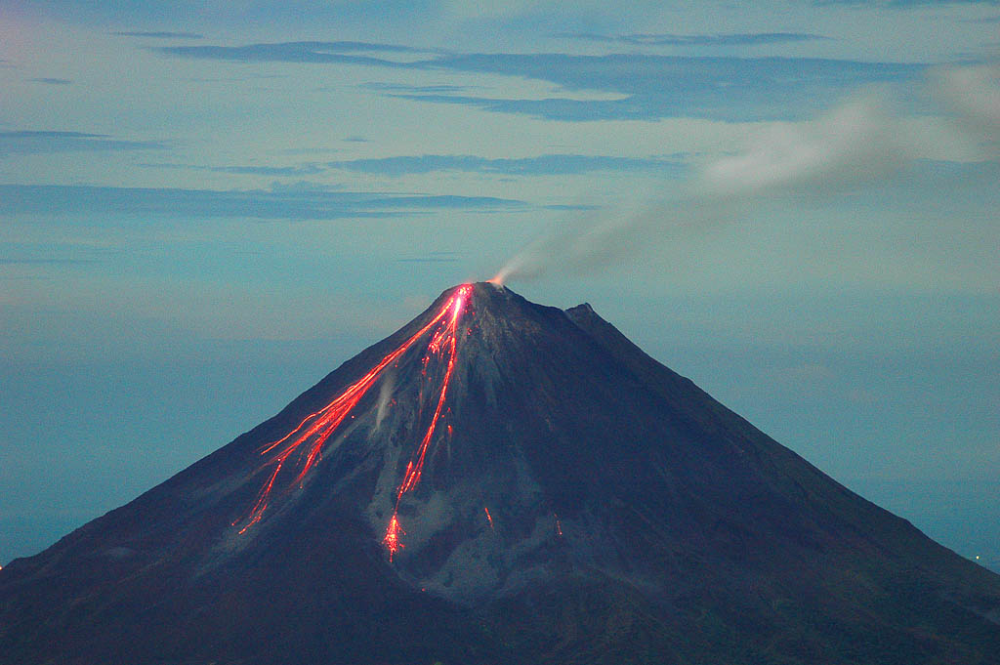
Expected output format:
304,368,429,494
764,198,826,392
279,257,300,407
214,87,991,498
1,283,998,665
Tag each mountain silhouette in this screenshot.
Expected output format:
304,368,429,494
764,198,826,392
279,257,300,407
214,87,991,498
2,282,998,664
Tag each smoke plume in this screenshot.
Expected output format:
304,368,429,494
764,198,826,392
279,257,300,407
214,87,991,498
494,62,999,284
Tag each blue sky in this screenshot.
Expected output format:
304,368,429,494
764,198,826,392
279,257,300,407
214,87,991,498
1,1,998,571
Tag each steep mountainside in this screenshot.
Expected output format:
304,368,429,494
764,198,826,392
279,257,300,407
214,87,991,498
1,283,998,665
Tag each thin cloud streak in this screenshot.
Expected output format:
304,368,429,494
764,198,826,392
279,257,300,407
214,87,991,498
815,0,999,6
0,183,526,220
157,41,435,68
140,154,685,178
325,154,685,176
114,31,204,39
0,130,165,155
140,162,327,177
556,32,829,46
157,42,922,121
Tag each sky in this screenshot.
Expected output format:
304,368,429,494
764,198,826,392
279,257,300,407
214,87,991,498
1,1,997,572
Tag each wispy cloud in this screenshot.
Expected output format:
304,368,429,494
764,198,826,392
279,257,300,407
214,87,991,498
114,30,204,39
395,251,461,263
425,53,920,121
325,153,685,176
384,92,655,122
141,162,327,177
928,62,1000,138
141,154,684,178
556,32,828,47
158,42,922,121
25,78,73,85
185,74,286,83
0,257,100,266
157,41,432,67
206,164,327,176
0,184,525,220
0,130,165,155
14,2,442,28
816,0,999,6
360,82,472,94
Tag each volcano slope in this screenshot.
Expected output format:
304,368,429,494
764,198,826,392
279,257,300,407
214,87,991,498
1,283,998,665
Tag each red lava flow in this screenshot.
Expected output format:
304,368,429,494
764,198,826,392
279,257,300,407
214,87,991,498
236,285,474,558
383,285,470,560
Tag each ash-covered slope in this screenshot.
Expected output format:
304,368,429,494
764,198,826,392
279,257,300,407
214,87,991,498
1,283,998,665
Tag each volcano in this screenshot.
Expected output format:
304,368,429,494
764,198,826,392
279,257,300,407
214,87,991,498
2,282,998,665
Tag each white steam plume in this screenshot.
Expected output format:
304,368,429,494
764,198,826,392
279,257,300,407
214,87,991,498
699,94,908,197
494,62,999,285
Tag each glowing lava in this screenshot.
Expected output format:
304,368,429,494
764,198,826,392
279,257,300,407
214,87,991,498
383,285,471,560
236,284,474,547
382,514,405,560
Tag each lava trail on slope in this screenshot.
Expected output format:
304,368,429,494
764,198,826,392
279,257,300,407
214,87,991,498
235,284,473,560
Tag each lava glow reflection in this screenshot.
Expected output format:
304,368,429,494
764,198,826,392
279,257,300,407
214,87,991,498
236,285,473,561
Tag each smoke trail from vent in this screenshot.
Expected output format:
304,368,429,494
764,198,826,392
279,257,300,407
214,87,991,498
493,62,999,285
699,95,907,197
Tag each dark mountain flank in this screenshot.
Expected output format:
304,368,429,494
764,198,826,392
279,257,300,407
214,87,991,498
2,282,998,665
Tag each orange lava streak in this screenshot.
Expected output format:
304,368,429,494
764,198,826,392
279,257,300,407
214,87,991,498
237,459,284,534
382,514,405,562
237,286,471,533
484,506,494,530
396,332,457,498
383,285,471,558
396,287,468,498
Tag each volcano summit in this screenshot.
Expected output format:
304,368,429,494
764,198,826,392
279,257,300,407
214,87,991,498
1,283,998,664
